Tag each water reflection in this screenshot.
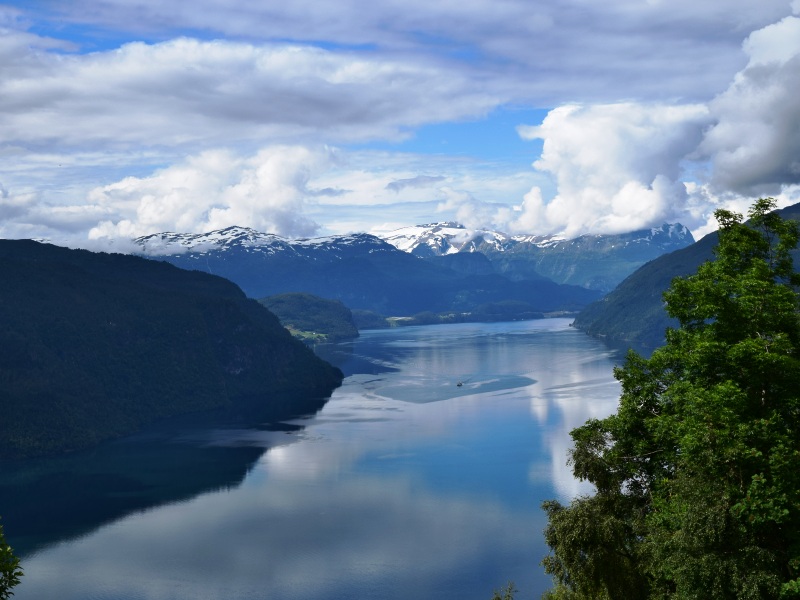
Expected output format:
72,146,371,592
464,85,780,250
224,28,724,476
10,319,623,600
0,425,268,557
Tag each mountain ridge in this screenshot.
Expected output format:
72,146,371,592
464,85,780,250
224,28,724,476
133,228,601,316
572,201,800,352
133,221,694,297
0,239,343,458
380,221,695,292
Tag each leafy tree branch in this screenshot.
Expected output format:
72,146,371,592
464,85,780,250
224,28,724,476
541,199,800,599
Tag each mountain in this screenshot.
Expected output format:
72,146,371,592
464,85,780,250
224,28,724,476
134,226,600,316
381,222,518,257
0,239,343,459
572,202,800,352
381,222,695,292
260,293,359,342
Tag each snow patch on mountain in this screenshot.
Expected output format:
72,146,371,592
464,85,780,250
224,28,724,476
380,222,692,256
134,226,392,258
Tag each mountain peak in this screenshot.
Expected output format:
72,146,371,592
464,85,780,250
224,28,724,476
134,227,292,256
133,226,394,258
381,223,511,256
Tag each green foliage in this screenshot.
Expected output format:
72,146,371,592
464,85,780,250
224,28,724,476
542,199,800,599
260,293,359,342
0,520,22,599
573,202,800,352
351,309,390,330
491,582,517,600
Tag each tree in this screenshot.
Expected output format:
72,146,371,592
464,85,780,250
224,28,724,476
491,582,517,600
541,198,800,599
0,519,22,599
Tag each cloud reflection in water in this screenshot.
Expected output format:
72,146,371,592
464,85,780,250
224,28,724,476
13,319,622,600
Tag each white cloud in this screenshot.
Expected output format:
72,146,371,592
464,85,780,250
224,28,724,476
38,0,792,103
0,35,498,153
0,140,546,245
88,146,334,240
3,2,800,243
514,103,711,236
699,16,800,195
504,12,800,239
386,175,446,193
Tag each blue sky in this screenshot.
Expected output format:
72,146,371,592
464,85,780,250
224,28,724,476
0,0,799,248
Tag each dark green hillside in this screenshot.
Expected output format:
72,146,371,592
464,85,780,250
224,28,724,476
572,233,719,351
0,240,342,459
260,293,359,342
573,202,800,351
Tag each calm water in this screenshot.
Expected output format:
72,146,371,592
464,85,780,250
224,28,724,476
3,319,623,599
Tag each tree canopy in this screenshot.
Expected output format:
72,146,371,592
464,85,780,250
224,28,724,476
0,519,22,600
542,198,800,599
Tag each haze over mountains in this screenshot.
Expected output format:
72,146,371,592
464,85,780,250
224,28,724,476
382,222,694,292
133,227,598,317
132,221,693,318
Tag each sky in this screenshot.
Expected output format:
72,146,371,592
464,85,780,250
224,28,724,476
1,0,800,249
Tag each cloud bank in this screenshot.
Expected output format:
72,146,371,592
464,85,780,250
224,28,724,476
515,103,711,236
701,15,800,196
502,13,800,237
1,2,799,244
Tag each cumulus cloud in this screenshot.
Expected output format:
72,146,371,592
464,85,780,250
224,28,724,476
514,103,711,236
699,15,800,195
0,184,118,243
0,187,36,223
88,146,334,240
504,10,800,239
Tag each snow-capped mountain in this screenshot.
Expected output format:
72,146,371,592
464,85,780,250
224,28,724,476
382,222,569,256
132,225,601,315
382,223,509,256
381,222,691,256
135,225,392,259
380,222,695,292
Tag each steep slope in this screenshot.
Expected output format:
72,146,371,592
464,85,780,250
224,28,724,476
135,227,600,315
494,224,694,291
572,233,719,352
573,202,800,351
0,239,343,458
382,222,695,292
260,293,359,342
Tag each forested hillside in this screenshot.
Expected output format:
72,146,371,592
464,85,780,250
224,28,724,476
573,201,800,351
260,293,359,342
0,240,342,459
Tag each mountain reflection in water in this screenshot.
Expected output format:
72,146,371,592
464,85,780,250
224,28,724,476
7,319,623,600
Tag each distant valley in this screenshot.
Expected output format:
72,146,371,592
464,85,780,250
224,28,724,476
133,221,693,320
0,217,706,460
